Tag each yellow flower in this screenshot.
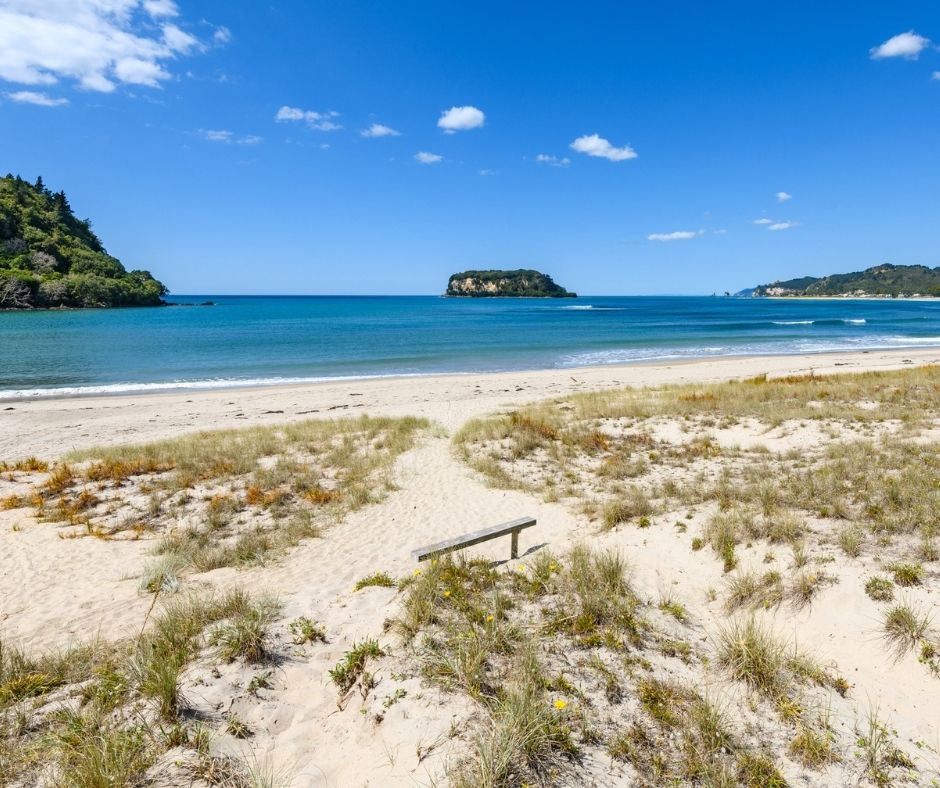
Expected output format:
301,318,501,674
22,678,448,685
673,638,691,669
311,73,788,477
517,564,527,573
486,614,495,622
553,699,568,710
413,568,422,576
443,590,451,597
549,562,559,572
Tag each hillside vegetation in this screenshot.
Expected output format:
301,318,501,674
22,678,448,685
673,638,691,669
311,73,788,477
752,264,940,297
446,269,576,297
0,175,167,309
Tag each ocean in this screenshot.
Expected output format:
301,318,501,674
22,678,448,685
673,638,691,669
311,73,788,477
2,295,939,398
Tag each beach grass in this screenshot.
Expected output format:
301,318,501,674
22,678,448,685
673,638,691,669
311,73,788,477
6,415,427,583
454,367,940,646
391,547,837,786
0,585,286,786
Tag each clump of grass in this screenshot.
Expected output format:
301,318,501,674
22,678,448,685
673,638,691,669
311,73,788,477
128,636,186,720
735,751,788,787
329,639,385,693
225,713,251,739
789,723,837,767
53,712,154,788
715,616,843,706
725,569,783,612
354,572,396,591
865,576,894,602
601,486,654,529
715,617,789,697
138,555,184,594
882,601,933,661
838,525,864,557
210,594,280,663
289,617,326,644
658,596,688,623
0,456,48,473
704,508,753,572
0,637,102,708
889,562,924,587
790,570,834,609
856,707,915,787
451,647,574,787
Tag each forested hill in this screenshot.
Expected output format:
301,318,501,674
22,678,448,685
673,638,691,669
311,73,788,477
750,264,940,297
0,175,167,309
446,269,576,297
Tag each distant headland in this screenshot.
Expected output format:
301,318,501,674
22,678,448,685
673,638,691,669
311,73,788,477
742,264,940,298
446,269,576,298
0,174,167,309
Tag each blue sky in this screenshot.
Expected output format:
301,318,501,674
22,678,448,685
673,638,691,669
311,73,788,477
2,1,939,295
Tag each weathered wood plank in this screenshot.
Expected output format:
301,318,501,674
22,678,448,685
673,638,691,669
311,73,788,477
411,516,536,562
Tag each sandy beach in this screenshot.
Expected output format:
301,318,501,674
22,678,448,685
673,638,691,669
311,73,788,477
3,347,938,458
2,347,939,786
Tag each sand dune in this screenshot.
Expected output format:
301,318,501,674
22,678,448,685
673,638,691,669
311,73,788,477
2,347,939,786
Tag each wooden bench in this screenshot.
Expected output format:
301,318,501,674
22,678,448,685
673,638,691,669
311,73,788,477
411,516,537,562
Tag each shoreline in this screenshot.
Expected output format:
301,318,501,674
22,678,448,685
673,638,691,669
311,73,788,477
3,343,940,404
3,346,938,459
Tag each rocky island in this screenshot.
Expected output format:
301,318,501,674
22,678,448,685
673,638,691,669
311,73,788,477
446,269,576,298
745,264,940,298
0,174,167,309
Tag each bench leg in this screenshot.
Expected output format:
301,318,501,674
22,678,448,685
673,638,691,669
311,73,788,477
510,530,519,560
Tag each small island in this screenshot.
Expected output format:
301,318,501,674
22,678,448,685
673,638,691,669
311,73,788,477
446,269,576,298
0,174,167,309
746,264,940,298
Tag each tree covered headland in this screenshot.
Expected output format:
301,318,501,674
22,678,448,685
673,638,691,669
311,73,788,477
0,174,168,309
752,264,940,297
446,269,576,297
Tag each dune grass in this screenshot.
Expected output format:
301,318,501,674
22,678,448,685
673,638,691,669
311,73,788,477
715,617,846,708
7,415,427,582
0,586,282,786
394,547,811,786
453,367,940,688
882,600,934,661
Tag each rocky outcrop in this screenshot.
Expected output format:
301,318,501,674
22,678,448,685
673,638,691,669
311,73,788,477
445,269,576,298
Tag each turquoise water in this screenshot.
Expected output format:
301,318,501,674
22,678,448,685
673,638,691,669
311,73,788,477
2,295,940,398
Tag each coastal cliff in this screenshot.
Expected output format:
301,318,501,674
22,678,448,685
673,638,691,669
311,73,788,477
0,174,167,309
446,269,576,298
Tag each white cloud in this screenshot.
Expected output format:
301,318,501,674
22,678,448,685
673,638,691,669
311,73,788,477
753,218,773,225
870,30,931,59
114,57,168,86
200,129,262,145
933,71,940,81
437,105,484,133
275,105,342,130
162,23,198,54
535,153,571,167
213,26,231,45
713,229,728,235
479,169,495,176
776,191,792,203
0,1,217,93
6,89,68,106
768,221,798,231
200,129,232,142
143,0,178,16
570,133,637,162
414,151,443,164
360,123,400,138
647,230,701,242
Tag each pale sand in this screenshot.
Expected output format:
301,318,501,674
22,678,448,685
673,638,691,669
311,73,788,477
2,346,939,786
